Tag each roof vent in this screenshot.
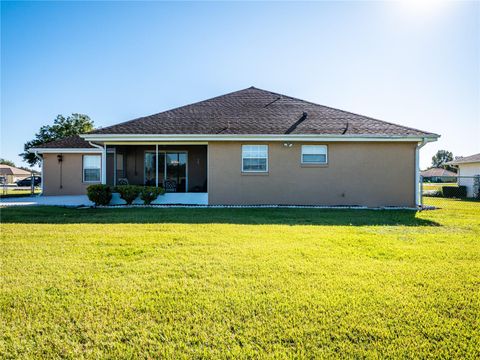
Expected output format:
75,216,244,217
264,97,281,108
285,112,308,134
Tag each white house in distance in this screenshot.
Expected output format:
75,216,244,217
446,153,480,198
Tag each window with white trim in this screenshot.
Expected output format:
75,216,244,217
83,155,101,182
242,145,268,172
301,145,328,164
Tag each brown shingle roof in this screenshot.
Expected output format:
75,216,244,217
0,165,33,176
34,135,95,149
90,87,438,137
34,87,439,149
420,168,457,177
446,153,480,165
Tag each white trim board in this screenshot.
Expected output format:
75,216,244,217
29,135,438,154
81,133,439,143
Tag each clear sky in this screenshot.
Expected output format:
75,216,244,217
1,1,479,169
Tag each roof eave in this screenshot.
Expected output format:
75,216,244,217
80,133,440,143
445,160,480,166
28,148,102,154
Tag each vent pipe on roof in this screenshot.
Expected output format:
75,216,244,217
216,120,230,134
285,112,308,134
264,97,281,108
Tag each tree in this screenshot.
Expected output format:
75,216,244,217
431,150,454,171
21,114,94,166
0,158,16,167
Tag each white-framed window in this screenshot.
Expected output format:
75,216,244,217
83,155,101,182
301,145,328,164
242,145,268,172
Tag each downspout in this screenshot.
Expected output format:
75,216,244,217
34,151,43,196
415,138,428,208
89,141,107,184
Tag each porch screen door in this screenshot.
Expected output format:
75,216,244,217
144,152,165,186
166,153,187,192
144,152,156,186
145,151,184,191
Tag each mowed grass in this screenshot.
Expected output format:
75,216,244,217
1,200,479,358
422,183,458,192
0,188,41,198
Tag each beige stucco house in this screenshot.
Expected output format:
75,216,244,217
29,87,439,207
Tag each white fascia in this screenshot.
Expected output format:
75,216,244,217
80,133,440,143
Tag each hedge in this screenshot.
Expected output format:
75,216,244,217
115,185,141,205
86,185,112,206
139,186,165,205
442,186,467,198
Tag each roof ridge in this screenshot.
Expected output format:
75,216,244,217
249,86,439,137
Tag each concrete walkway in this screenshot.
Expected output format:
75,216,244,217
1,193,209,207
0,195,94,207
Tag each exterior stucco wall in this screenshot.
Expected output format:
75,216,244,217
458,162,480,197
208,142,417,207
42,142,417,205
42,153,101,196
42,146,208,196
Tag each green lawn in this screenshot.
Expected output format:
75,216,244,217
1,199,479,358
0,188,41,198
423,182,458,191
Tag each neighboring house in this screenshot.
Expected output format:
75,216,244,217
445,153,480,197
420,168,457,183
29,87,439,207
0,164,35,184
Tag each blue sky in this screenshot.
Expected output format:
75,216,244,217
1,1,479,169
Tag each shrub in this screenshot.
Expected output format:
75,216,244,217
139,186,165,205
424,190,442,198
442,186,467,198
115,185,140,205
86,184,112,206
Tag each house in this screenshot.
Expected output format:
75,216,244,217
420,167,457,183
0,164,35,184
29,87,439,207
445,153,480,198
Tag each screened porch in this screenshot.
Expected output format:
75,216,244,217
105,144,208,193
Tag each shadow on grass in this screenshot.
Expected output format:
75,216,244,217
0,206,440,226
0,193,41,199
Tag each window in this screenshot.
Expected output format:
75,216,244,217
83,155,101,182
301,145,328,164
242,145,268,172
